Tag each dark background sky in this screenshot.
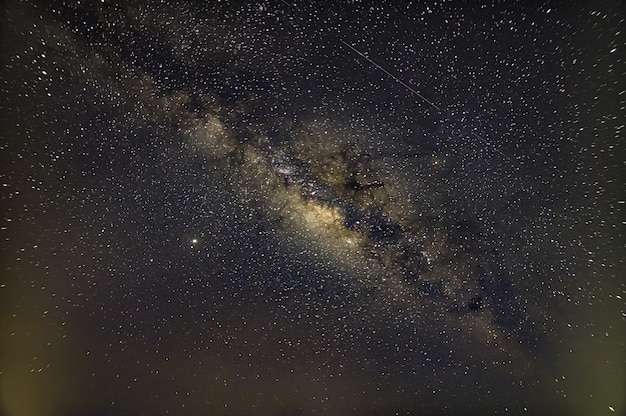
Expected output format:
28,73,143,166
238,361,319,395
1,1,624,415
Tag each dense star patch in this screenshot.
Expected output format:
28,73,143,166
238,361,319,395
1,1,624,416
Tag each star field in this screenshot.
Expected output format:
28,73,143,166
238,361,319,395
1,1,624,415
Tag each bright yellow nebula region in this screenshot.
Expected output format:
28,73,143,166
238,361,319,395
275,192,368,261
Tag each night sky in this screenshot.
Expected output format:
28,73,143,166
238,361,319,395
1,1,624,415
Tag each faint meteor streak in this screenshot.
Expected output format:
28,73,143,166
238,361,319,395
340,40,441,111
471,131,510,160
341,40,510,160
